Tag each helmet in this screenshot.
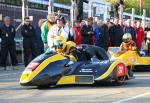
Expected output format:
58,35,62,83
53,36,66,53
122,33,132,43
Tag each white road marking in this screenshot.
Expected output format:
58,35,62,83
113,92,150,103
0,72,22,77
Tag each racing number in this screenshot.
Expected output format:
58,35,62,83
115,64,127,77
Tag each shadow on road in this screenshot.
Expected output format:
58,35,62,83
1,67,150,91
20,79,150,90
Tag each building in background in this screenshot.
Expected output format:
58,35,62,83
83,0,111,21
0,0,111,61
0,0,72,26
0,0,48,63
0,0,71,63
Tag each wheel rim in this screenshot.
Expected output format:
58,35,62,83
117,76,126,84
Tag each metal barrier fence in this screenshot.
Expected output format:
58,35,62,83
0,3,48,63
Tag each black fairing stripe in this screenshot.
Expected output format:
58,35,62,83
32,53,57,63
30,59,113,85
31,59,69,85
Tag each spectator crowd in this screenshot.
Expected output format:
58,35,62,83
0,10,150,69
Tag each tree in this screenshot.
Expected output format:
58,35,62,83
106,0,150,17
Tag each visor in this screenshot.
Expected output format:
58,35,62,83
123,38,130,43
54,41,63,49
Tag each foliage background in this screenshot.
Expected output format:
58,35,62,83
106,0,150,17
55,0,150,17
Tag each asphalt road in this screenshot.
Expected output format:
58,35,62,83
0,66,150,103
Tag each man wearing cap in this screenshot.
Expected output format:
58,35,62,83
47,16,68,49
0,16,18,69
41,13,56,52
21,17,37,66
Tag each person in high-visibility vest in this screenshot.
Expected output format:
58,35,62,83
116,33,136,56
41,13,55,52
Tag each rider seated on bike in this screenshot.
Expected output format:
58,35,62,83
76,44,109,61
53,36,108,62
116,33,136,56
53,36,87,61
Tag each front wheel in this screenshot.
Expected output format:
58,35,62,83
114,63,127,86
114,75,126,86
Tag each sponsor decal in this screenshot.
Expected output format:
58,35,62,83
99,60,109,64
80,68,93,73
129,57,136,63
116,64,126,77
125,56,136,63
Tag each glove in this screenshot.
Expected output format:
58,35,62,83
45,48,55,54
65,61,74,67
65,55,77,62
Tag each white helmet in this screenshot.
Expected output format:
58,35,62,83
122,33,132,43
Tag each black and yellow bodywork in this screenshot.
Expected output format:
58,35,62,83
20,47,133,87
108,47,150,67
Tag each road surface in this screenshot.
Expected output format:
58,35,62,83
0,66,150,103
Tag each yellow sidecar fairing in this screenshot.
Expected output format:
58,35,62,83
108,47,150,66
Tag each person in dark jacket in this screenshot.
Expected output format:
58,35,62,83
35,19,44,55
124,19,136,42
109,18,123,47
21,17,37,66
108,22,115,46
0,16,18,69
81,17,94,45
100,21,109,51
